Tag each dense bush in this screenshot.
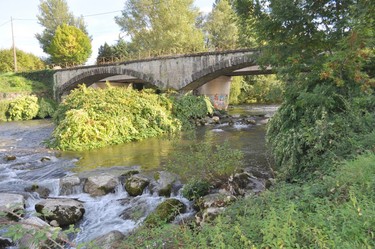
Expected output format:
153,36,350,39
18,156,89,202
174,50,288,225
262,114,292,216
0,48,45,73
6,96,39,121
0,100,11,121
50,85,183,151
238,75,284,104
119,153,375,248
37,98,57,119
267,80,375,181
170,94,213,129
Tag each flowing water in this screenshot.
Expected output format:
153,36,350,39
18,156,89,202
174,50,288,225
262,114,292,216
0,105,278,246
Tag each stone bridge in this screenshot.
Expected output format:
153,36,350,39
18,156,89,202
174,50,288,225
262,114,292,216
53,49,271,109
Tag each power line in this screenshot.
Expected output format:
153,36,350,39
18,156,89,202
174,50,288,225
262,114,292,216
10,10,123,22
82,10,122,17
0,20,11,28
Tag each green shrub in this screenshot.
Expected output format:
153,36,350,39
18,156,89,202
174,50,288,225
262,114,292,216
171,93,213,129
181,179,211,201
6,96,39,121
267,80,375,181
0,100,11,121
37,98,56,119
238,75,285,104
50,85,181,151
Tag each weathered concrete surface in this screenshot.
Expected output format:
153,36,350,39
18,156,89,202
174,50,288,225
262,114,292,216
197,76,232,110
53,49,262,99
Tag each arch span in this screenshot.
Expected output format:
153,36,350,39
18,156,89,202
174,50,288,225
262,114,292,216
59,67,156,95
53,49,264,100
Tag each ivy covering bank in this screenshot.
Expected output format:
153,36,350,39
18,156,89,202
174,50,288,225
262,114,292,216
50,85,213,151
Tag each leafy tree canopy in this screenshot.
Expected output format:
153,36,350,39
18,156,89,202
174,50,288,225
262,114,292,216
235,0,375,179
0,49,45,73
115,0,205,55
36,0,89,54
204,0,239,50
48,24,92,66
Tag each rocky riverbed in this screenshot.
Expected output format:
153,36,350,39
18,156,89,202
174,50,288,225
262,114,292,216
0,105,277,248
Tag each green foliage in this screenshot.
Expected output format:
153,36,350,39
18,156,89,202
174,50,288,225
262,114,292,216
144,199,186,227
0,73,49,94
0,48,45,73
96,39,132,63
229,76,243,104
36,0,89,54
164,140,244,185
181,179,211,201
37,98,57,119
171,94,213,129
48,24,92,66
6,96,39,121
0,100,11,121
239,75,284,104
267,81,375,180
50,85,181,151
204,0,239,50
115,0,205,56
119,153,375,248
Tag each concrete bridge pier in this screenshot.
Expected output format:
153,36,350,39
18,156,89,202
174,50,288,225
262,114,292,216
196,76,232,110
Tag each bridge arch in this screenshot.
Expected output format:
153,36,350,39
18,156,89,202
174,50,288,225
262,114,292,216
180,56,257,91
59,67,158,96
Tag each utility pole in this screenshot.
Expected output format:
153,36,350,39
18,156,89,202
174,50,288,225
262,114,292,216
11,17,17,72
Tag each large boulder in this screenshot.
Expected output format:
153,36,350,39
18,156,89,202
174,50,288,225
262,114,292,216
0,193,25,220
83,174,119,197
144,198,186,227
124,174,150,197
92,230,125,249
226,172,266,196
60,175,81,195
152,171,179,197
35,198,85,227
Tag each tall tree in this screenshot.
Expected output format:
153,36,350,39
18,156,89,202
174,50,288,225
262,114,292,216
48,24,92,66
36,0,89,54
204,0,239,50
0,49,45,73
237,0,375,179
115,0,205,55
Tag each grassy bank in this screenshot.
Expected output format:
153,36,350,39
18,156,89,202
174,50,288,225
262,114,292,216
0,71,55,121
119,152,375,248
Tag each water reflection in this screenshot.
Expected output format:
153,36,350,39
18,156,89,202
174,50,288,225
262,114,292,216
65,119,270,173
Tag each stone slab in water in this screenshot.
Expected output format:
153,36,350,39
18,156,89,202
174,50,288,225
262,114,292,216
0,193,25,219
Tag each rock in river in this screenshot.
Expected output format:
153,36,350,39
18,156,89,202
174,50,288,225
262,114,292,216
83,174,119,197
0,193,25,220
60,175,81,195
35,198,85,227
124,174,150,196
152,171,179,197
144,198,186,227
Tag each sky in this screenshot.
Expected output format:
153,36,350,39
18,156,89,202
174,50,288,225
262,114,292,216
0,0,214,65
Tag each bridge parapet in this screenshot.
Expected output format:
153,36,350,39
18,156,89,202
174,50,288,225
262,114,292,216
53,49,263,100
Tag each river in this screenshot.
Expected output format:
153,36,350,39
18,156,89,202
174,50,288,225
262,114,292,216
0,104,277,246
